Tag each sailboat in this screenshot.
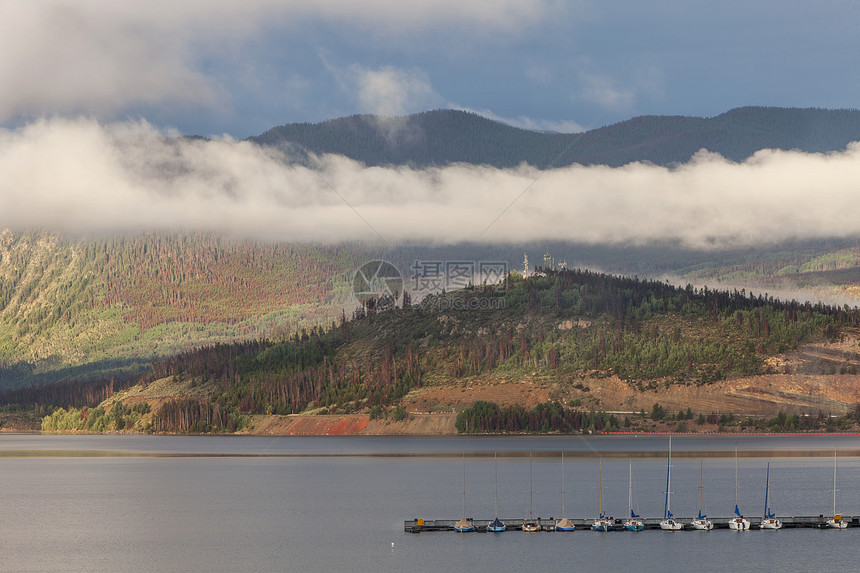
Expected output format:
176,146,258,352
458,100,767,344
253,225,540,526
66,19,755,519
454,454,476,532
660,437,683,530
690,459,713,530
729,448,751,531
623,459,645,531
487,452,506,532
522,452,541,532
759,461,782,530
555,451,575,531
825,448,848,529
591,458,614,531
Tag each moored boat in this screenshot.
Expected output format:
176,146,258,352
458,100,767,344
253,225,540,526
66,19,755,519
690,459,713,530
591,458,614,531
555,451,575,531
729,448,750,531
454,454,475,532
622,459,644,532
826,449,848,529
487,452,506,532
759,461,782,530
659,437,683,531
521,452,540,532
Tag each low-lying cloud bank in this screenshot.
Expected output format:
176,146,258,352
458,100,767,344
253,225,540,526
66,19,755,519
2,117,859,247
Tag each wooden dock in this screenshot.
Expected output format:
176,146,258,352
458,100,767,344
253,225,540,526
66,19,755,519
404,515,858,532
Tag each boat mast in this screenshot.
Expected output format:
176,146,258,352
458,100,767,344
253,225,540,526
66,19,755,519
833,448,838,516
561,451,566,516
763,461,770,518
735,447,739,509
494,451,499,517
698,459,703,516
529,451,534,519
664,437,672,519
628,459,633,517
462,453,467,519
599,457,604,517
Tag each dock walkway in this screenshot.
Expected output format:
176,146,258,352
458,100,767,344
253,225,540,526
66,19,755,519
404,515,857,532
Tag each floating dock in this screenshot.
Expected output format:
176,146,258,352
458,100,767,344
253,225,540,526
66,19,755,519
404,515,857,532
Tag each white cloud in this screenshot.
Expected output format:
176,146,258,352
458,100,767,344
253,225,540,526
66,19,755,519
0,1,222,119
353,66,439,117
0,0,554,122
579,74,636,112
3,118,860,248
513,117,586,133
573,63,666,114
453,106,586,133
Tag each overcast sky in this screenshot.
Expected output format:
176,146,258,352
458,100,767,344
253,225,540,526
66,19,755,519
2,0,859,137
2,1,860,248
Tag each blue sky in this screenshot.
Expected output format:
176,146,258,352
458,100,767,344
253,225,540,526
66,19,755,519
2,1,859,138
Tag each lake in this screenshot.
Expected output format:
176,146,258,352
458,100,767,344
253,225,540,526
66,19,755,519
1,434,859,572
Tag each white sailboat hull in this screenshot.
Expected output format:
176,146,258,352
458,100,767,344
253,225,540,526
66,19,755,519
659,518,683,531
826,518,848,529
521,521,540,532
729,517,750,530
690,518,713,530
760,517,782,530
591,518,614,531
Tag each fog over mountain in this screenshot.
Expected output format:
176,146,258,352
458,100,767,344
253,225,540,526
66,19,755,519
2,111,860,249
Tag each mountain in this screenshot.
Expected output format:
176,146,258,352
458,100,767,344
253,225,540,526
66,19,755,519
6,105,860,390
251,107,860,168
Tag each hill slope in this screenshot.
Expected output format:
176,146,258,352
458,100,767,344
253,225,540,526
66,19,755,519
30,268,860,435
251,107,860,168
5,231,860,388
0,231,362,387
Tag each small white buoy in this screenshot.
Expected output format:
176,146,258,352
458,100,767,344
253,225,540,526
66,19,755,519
391,542,395,550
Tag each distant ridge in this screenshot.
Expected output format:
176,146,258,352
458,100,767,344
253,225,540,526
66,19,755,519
250,107,860,168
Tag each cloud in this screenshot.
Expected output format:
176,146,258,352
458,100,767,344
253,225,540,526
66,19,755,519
0,0,553,122
572,64,666,114
454,106,586,133
353,66,440,117
319,63,443,144
578,74,636,112
3,118,860,248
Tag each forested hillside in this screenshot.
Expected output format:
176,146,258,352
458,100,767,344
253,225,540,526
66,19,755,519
26,267,860,433
0,231,362,387
6,106,860,389
5,229,860,389
252,107,860,168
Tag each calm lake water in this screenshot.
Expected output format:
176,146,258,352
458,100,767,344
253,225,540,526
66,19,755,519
1,434,859,572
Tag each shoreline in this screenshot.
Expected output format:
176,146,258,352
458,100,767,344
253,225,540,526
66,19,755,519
17,411,860,437
4,447,860,459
